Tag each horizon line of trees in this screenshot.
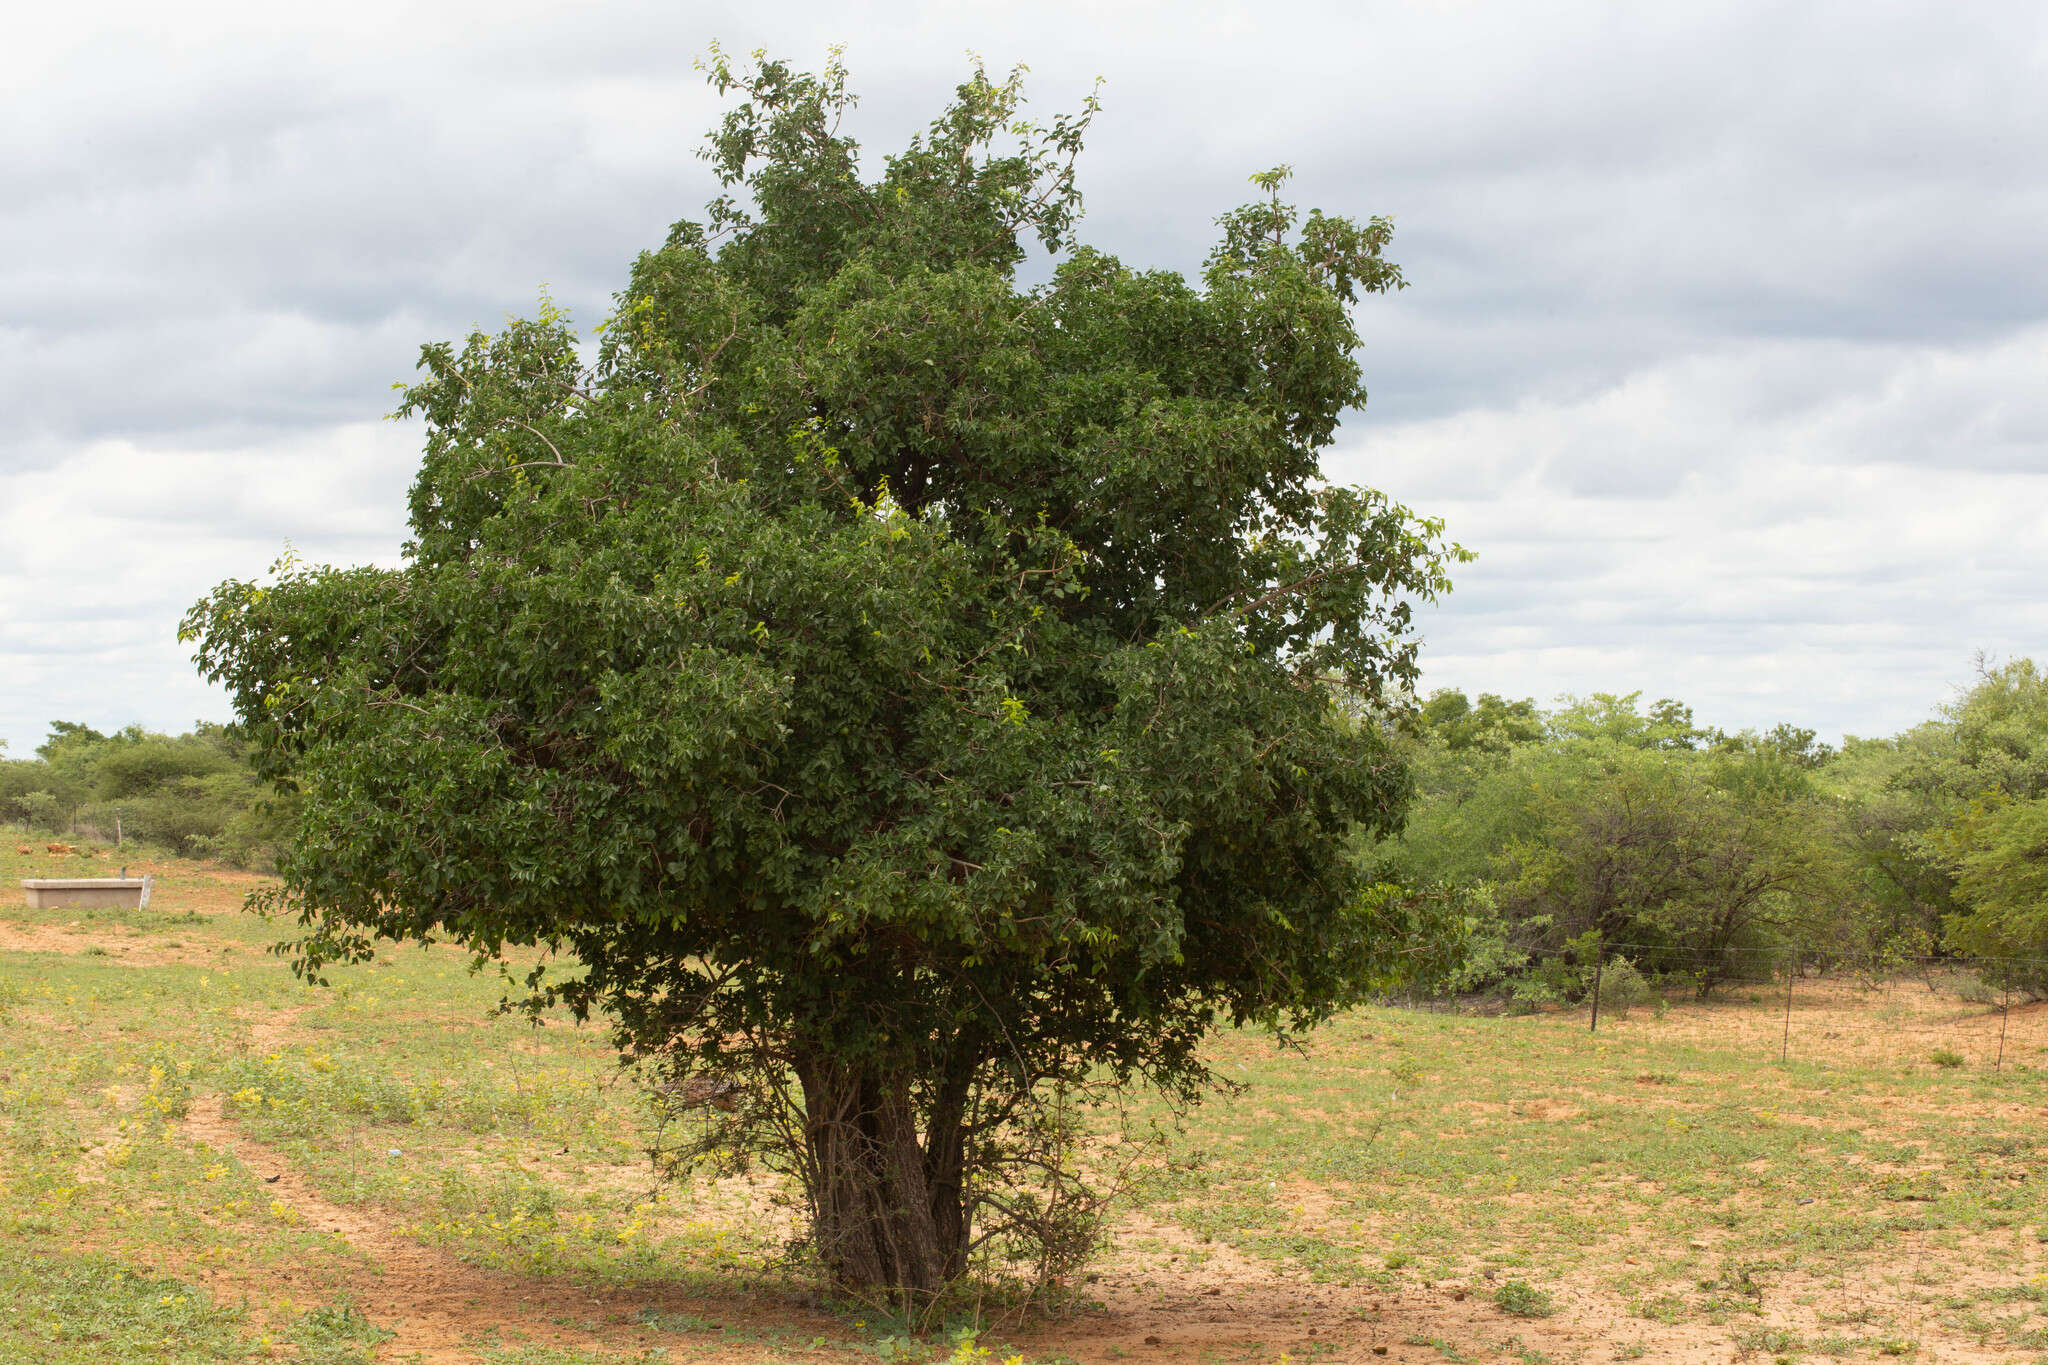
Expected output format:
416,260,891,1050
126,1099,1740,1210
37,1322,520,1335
0,720,289,868
6,656,2042,994
1372,655,2048,1001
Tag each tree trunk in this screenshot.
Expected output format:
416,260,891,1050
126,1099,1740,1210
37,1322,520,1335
793,1052,970,1305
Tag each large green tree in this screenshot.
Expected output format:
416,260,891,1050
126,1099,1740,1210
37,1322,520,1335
186,53,1462,1302
1913,658,2048,983
1382,692,1861,996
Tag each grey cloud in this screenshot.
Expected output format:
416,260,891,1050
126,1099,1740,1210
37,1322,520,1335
4,0,2046,750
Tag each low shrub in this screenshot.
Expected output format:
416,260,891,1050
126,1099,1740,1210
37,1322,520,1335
1593,956,1653,1018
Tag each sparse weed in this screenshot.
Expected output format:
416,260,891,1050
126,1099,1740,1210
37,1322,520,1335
292,1299,392,1362
1493,1279,1556,1318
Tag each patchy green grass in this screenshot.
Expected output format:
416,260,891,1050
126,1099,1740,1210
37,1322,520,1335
3,847,2045,1362
0,1251,384,1363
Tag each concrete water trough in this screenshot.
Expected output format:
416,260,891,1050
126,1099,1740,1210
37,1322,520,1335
20,876,154,910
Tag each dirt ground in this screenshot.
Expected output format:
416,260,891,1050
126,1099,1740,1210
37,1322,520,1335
153,1095,2044,1365
177,1093,806,1365
7,860,2045,1363
1593,971,2046,1073
158,985,2041,1365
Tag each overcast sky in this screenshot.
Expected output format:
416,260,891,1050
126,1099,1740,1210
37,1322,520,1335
4,0,2044,754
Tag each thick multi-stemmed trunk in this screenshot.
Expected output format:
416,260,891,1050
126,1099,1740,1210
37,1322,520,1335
793,1052,973,1304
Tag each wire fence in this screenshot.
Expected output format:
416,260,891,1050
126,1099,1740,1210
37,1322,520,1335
1404,944,2048,1075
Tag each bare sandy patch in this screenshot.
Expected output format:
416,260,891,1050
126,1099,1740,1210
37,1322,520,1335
1591,976,2048,1072
0,919,243,967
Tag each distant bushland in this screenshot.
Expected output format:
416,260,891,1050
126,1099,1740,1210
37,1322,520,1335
0,720,290,868
1372,657,2048,1002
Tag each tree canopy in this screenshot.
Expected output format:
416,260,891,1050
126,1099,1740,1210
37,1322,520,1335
186,52,1463,1302
1909,659,2048,980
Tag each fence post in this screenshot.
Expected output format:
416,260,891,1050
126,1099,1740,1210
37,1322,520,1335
1997,976,2011,1073
1780,954,1796,1064
1589,954,1605,1034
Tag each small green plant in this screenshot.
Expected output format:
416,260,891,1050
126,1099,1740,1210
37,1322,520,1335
1734,1326,1804,1356
139,1044,195,1120
1707,1260,1766,1302
1930,1049,1965,1069
293,1299,391,1362
1494,1279,1556,1319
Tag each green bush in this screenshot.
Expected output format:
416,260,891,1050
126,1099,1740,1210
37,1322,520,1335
0,760,86,826
1430,886,1531,995
1593,956,1653,1018
14,789,65,832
